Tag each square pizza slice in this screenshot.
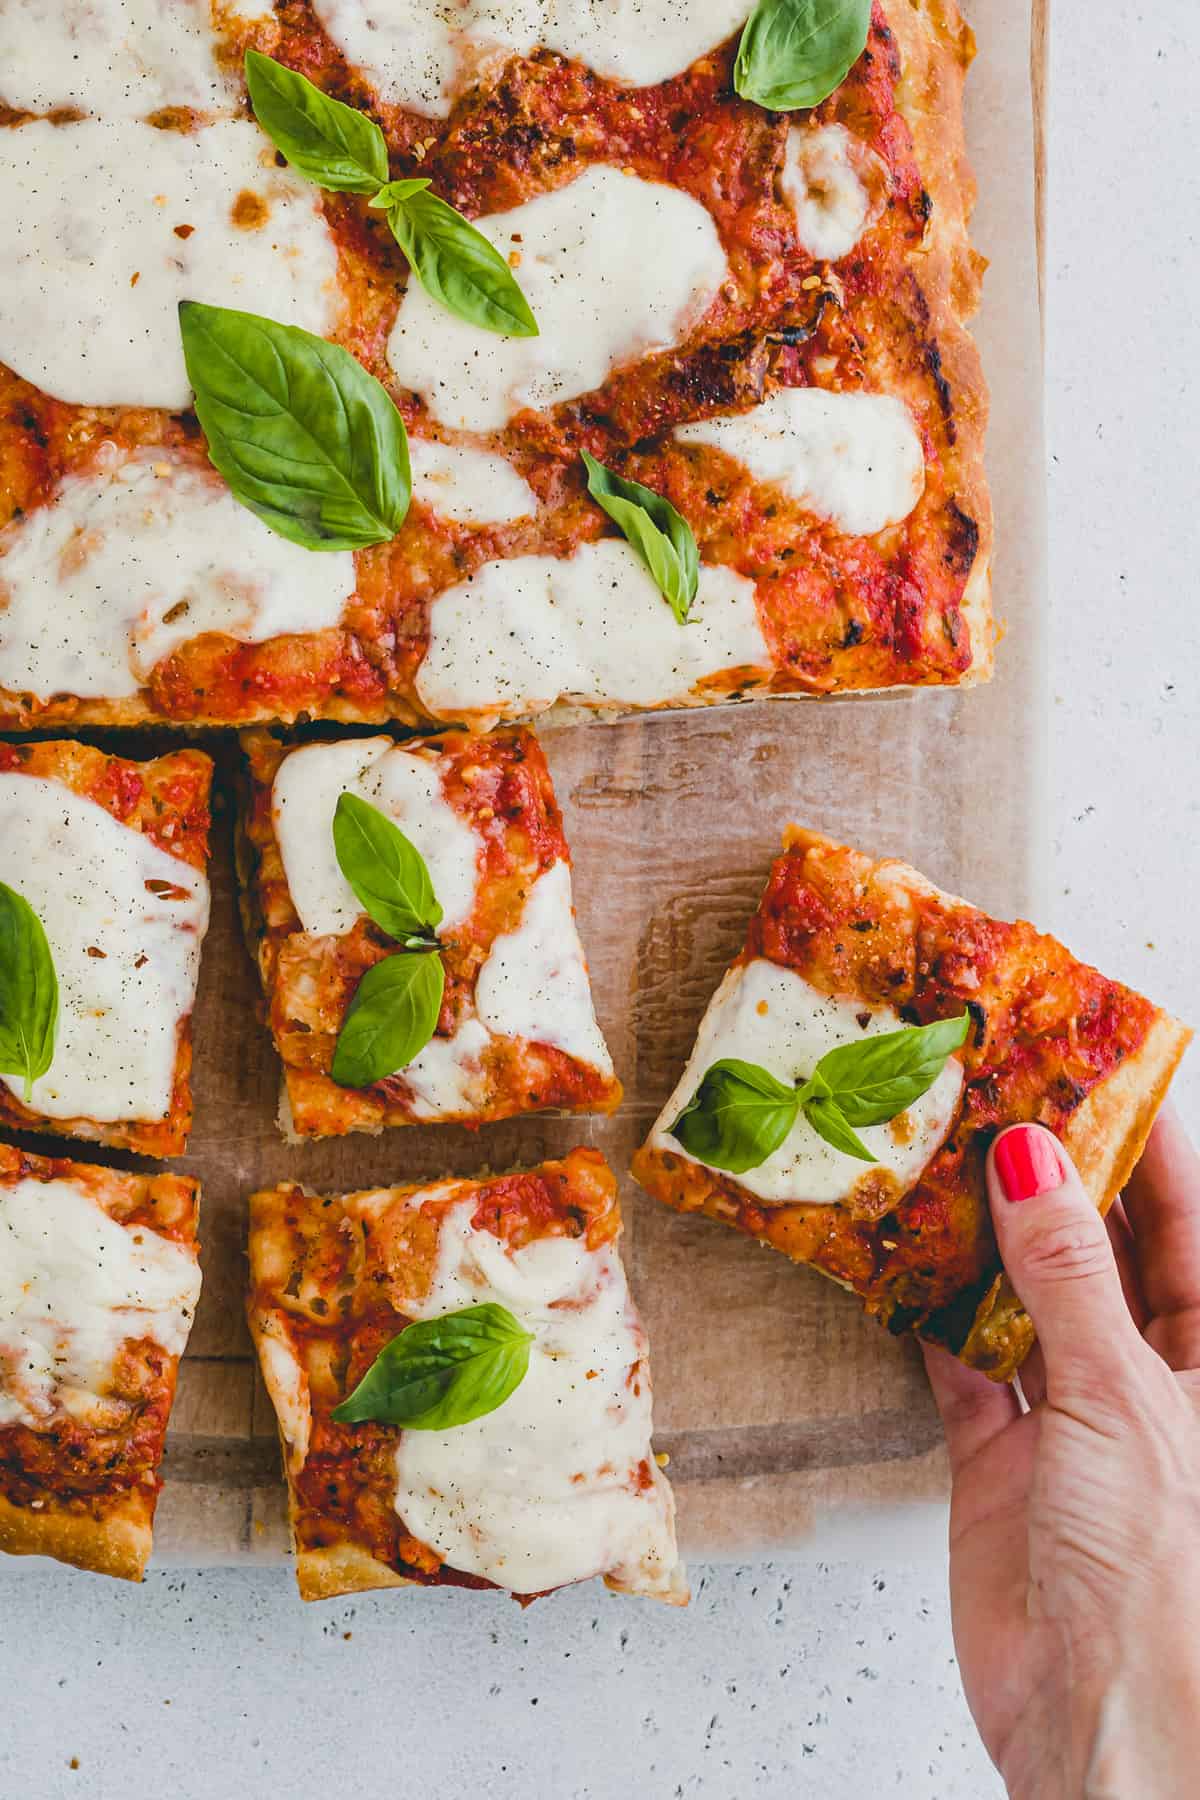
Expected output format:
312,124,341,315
0,1143,201,1581
238,726,621,1139
632,827,1191,1381
248,1149,685,1604
0,739,213,1158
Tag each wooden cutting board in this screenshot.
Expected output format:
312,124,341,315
49,0,1051,1564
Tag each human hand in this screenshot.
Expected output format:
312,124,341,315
923,1108,1200,1799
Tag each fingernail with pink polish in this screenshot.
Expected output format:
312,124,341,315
993,1126,1064,1203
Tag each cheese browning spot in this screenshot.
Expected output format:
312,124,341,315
232,189,271,231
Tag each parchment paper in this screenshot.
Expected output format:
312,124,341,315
151,0,1048,1563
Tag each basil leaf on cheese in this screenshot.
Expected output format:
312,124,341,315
800,1094,876,1162
179,301,411,551
330,949,444,1089
370,180,539,338
244,50,389,194
332,1302,533,1429
0,882,58,1104
672,1014,968,1172
735,0,872,112
802,1012,971,1127
581,450,699,625
672,1057,800,1173
333,793,442,949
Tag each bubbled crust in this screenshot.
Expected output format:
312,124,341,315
0,1145,200,1581
0,2,990,727
246,1150,682,1602
0,740,213,1157
631,827,1190,1382
236,727,621,1139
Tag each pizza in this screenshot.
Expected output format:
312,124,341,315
632,826,1191,1381
237,725,620,1138
0,1143,201,1580
0,1,990,729
0,737,212,1157
248,1148,685,1602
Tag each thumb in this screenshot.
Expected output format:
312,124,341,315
987,1123,1142,1398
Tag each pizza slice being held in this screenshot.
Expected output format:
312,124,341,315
248,1149,685,1604
0,1144,201,1581
0,739,213,1157
237,726,621,1139
632,827,1191,1381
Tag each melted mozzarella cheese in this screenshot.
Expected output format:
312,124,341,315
475,861,613,1072
272,737,481,939
675,389,926,537
0,776,209,1123
781,124,883,262
652,959,964,1205
393,1195,680,1596
388,167,727,431
0,1176,200,1429
314,0,749,117
0,453,355,701
417,538,770,721
408,439,536,524
0,0,246,118
401,1017,491,1119
0,119,340,410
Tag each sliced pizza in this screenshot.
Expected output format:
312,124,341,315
0,738,212,1157
237,726,620,1139
0,1143,201,1581
0,2,990,728
248,1149,685,1603
632,826,1191,1381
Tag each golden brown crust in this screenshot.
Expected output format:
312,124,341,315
0,1145,200,1579
962,1014,1193,1374
294,1543,419,1603
887,0,993,678
237,727,620,1140
0,1485,153,1582
0,739,213,1157
632,827,1190,1383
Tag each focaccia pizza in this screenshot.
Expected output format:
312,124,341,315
0,1143,201,1581
248,1149,685,1603
0,737,212,1157
632,827,1191,1381
237,726,620,1138
0,2,989,729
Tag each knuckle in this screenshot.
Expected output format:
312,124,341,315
1018,1211,1112,1288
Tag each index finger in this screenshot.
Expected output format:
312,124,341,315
1122,1105,1200,1367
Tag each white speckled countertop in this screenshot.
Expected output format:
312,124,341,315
1,6,1196,1795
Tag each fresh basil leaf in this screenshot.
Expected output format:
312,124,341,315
581,451,699,625
179,301,411,551
330,950,444,1088
332,1302,533,1428
671,1057,800,1174
734,0,872,112
333,793,442,947
245,50,389,194
370,181,538,338
809,1013,970,1127
0,882,58,1105
802,1094,877,1163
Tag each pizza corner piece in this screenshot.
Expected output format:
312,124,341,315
247,1148,686,1606
235,725,621,1140
0,1143,201,1582
631,825,1191,1384
0,738,213,1158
